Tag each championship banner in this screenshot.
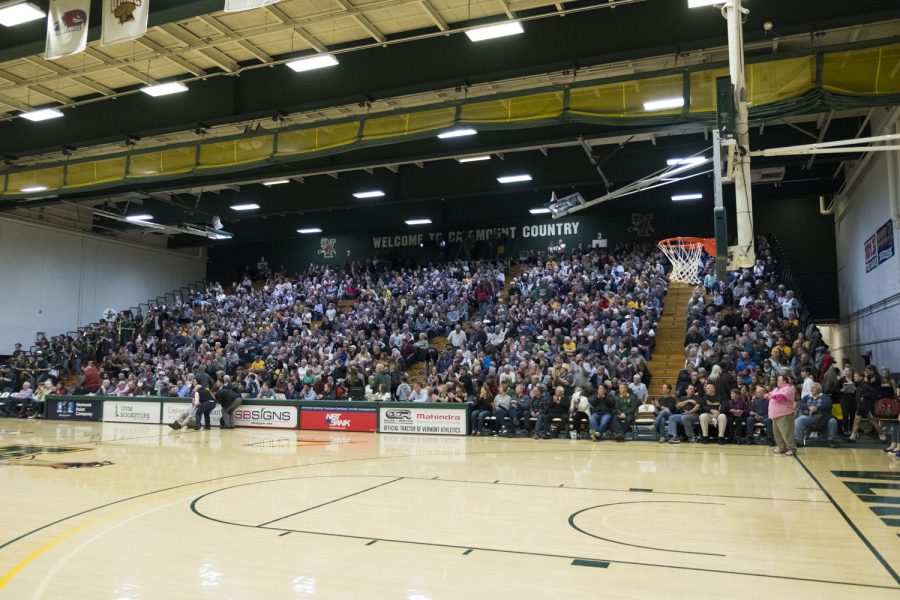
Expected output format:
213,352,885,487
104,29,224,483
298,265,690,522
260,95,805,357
45,0,90,60
101,0,149,46
224,0,281,12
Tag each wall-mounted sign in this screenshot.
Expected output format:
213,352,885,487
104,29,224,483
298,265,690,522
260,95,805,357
866,218,894,273
876,219,895,265
371,222,583,249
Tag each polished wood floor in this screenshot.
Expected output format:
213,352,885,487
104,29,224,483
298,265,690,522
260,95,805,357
1,419,898,599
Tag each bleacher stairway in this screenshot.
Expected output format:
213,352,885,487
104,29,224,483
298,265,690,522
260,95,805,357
644,281,695,393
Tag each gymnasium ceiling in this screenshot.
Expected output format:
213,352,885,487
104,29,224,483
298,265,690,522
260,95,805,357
0,0,898,245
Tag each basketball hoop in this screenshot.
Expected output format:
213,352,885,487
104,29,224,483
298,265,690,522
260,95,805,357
658,237,716,284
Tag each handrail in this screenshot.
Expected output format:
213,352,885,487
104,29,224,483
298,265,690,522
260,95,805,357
9,278,209,360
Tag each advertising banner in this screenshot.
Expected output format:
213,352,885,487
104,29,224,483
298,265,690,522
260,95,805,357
876,218,895,265
865,233,878,272
378,406,467,436
232,404,298,429
162,401,222,426
46,398,102,421
300,405,377,432
102,400,161,424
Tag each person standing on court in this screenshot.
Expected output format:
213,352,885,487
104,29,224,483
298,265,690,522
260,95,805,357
214,382,242,429
192,382,216,430
767,374,797,456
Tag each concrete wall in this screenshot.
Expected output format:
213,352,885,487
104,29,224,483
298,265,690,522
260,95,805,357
0,216,207,353
833,107,900,371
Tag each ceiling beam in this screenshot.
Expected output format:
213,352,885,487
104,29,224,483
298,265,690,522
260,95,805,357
497,0,516,19
197,15,273,64
0,71,73,105
0,92,28,111
334,0,387,44
24,57,116,96
419,0,449,32
156,24,238,73
264,5,328,53
138,34,208,76
82,48,158,86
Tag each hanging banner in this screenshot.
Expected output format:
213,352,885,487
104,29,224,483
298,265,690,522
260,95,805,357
224,0,281,12
45,0,90,60
101,0,150,46
876,218,895,265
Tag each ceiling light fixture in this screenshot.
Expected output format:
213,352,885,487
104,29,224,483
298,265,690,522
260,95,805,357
497,174,532,184
20,108,64,122
457,155,492,163
353,190,385,199
666,157,706,166
125,214,154,222
286,53,339,73
405,219,432,226
230,203,260,211
672,193,703,201
297,228,323,234
687,0,725,8
529,208,551,214
0,2,45,27
140,82,189,97
262,179,290,186
437,128,477,139
465,21,524,42
644,97,685,112
20,185,48,193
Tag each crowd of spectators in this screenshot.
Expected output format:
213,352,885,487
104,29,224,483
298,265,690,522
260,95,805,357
1,258,505,416
658,235,899,451
1,243,670,439
2,235,895,453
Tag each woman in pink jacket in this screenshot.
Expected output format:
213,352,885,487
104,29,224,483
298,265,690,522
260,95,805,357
767,374,798,456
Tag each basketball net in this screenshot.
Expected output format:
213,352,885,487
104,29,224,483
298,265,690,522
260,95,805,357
658,238,713,285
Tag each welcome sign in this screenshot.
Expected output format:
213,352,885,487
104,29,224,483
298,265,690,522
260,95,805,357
372,221,583,249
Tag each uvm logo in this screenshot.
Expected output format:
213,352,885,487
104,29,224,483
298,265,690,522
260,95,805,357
0,445,87,460
832,470,900,529
318,238,337,259
325,413,350,428
627,212,655,237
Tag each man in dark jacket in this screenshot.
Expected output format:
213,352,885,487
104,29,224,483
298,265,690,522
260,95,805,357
745,385,773,444
535,386,568,439
700,382,730,444
794,382,838,447
215,382,242,429
589,383,615,441
611,381,638,442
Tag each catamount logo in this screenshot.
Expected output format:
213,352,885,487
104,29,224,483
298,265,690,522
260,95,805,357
111,0,141,24
318,238,337,259
384,409,412,421
627,212,655,237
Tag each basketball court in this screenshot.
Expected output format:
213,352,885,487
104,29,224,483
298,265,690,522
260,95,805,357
1,420,897,598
